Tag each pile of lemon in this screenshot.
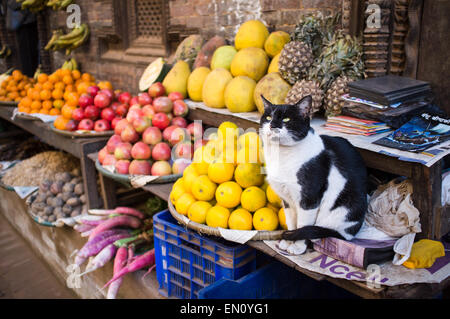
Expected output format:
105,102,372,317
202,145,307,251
170,121,288,231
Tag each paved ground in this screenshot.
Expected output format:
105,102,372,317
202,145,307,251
0,213,77,299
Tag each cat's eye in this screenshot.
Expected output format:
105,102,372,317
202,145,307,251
266,116,272,121
283,118,290,122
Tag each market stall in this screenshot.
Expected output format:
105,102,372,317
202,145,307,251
0,0,448,300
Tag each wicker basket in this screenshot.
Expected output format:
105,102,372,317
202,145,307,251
168,201,285,241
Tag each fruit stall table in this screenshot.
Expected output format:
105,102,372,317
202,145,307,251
0,105,106,210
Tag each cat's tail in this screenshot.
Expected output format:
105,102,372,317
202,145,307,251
282,225,345,241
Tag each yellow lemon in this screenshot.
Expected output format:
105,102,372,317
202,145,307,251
192,147,209,175
237,131,261,151
215,181,242,208
170,183,186,205
253,207,279,231
234,163,264,188
192,175,217,201
218,121,239,142
188,201,212,224
217,144,237,164
266,185,282,207
206,205,230,228
183,165,199,190
241,186,266,212
203,140,218,163
173,177,185,190
208,160,235,184
228,208,253,230
266,203,279,213
175,193,196,216
236,147,262,164
260,179,269,192
278,207,288,230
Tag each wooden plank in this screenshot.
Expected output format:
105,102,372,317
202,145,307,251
357,148,413,177
81,141,107,209
187,108,259,131
142,183,173,201
99,174,117,209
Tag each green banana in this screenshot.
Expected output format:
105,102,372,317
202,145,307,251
57,24,86,41
58,0,73,9
44,29,62,51
70,58,78,70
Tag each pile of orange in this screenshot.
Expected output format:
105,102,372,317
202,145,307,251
17,68,96,118
0,70,35,102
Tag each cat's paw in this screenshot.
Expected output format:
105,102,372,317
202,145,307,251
286,240,308,255
277,239,293,251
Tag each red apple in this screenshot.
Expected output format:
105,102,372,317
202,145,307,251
153,96,173,113
114,142,133,160
148,82,165,98
84,105,100,121
151,160,172,176
115,103,129,117
173,142,194,160
129,160,152,175
118,91,131,104
131,141,152,160
72,108,85,121
110,101,120,113
167,113,173,122
152,142,171,161
101,107,115,121
194,139,208,150
121,124,139,143
168,92,184,102
171,116,187,128
115,160,130,175
114,118,129,135
142,104,156,120
111,117,122,130
94,119,111,132
187,122,204,139
129,104,141,111
173,99,189,117
103,154,117,167
129,96,140,107
78,94,94,109
152,112,170,130
138,92,152,106
94,93,111,109
98,146,108,164
106,134,123,153
87,85,100,97
78,118,94,131
172,158,191,175
65,119,78,131
132,116,151,133
99,89,114,100
126,108,143,123
169,127,189,146
163,125,177,142
142,126,162,145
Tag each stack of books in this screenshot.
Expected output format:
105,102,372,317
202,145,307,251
324,116,391,136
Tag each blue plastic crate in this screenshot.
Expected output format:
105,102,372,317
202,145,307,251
153,209,257,299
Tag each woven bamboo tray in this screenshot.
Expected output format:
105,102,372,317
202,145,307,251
95,159,182,187
25,192,57,227
168,201,285,241
50,123,114,138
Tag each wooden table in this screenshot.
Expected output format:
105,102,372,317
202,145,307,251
0,106,108,209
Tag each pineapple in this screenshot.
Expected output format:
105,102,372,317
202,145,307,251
285,79,324,117
323,75,353,117
278,41,314,85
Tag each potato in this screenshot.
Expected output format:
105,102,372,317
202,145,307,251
56,172,72,183
61,192,74,202
43,206,54,216
74,183,84,195
62,204,73,215
35,193,47,203
48,215,56,222
53,197,64,207
62,183,75,194
45,196,55,206
32,201,46,212
50,181,64,195
80,194,86,204
71,207,81,217
66,197,80,207
53,207,63,216
39,180,52,193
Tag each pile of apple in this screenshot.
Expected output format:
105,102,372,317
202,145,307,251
97,82,205,177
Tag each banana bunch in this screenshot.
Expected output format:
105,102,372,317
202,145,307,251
61,58,78,70
16,0,46,12
33,65,42,81
46,0,73,10
0,45,11,59
45,24,90,55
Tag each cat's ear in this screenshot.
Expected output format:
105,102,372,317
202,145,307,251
261,95,273,112
295,95,312,118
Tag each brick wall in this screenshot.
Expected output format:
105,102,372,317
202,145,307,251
41,0,342,94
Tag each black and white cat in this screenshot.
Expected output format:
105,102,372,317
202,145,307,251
259,95,368,255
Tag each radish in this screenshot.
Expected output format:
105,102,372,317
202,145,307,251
89,207,145,219
79,244,118,276
81,229,94,237
74,224,95,233
107,246,128,299
79,215,109,226
88,215,142,241
102,249,155,288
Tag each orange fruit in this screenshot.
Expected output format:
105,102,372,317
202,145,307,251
81,73,91,82
66,92,79,107
14,97,21,102
40,89,52,101
61,104,75,119
20,90,26,97
65,84,75,93
42,100,53,110
30,109,39,114
49,108,61,115
52,89,64,100
76,81,89,95
31,100,41,110
21,96,32,107
98,81,113,90
62,75,73,85
17,81,25,90
8,91,19,100
34,83,43,91
54,82,65,91
60,69,71,77
42,81,53,91
39,109,49,115
0,88,6,96
12,70,23,82
31,89,41,101
48,73,60,83
54,116,69,130
37,73,48,84
72,70,81,80
53,99,64,109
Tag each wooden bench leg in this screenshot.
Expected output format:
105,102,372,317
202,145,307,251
98,174,117,209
